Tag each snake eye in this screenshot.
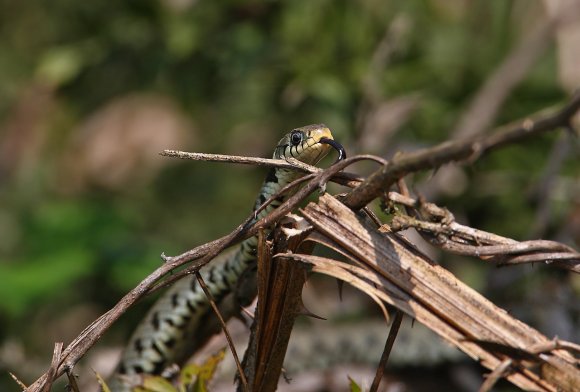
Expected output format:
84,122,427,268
290,130,303,146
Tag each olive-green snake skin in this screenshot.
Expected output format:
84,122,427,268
110,125,345,390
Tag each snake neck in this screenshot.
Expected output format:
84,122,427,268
110,167,301,389
110,123,343,390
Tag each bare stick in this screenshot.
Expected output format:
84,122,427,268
529,338,580,357
43,342,63,392
370,310,403,392
160,150,363,188
9,373,27,391
479,359,513,392
160,151,314,170
194,272,249,392
503,253,580,267
65,366,80,392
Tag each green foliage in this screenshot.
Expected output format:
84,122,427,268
0,247,93,316
96,348,225,392
348,375,363,392
179,348,225,392
96,372,113,392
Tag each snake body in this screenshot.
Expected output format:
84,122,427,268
111,125,345,390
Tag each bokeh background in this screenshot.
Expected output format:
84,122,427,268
1,1,579,391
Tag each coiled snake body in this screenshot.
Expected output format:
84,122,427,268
111,125,345,390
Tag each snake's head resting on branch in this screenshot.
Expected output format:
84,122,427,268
274,124,346,165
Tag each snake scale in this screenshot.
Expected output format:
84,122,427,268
110,125,346,390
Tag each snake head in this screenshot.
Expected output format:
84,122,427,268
275,124,346,165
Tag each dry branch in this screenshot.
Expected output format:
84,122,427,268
296,194,580,391
242,216,314,391
43,343,62,392
194,272,249,392
160,150,364,188
343,91,580,210
370,310,403,392
387,191,580,273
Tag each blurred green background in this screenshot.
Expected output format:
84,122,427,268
1,0,578,391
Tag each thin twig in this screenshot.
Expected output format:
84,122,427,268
43,342,63,392
161,150,313,169
9,373,27,391
477,336,580,392
194,272,249,392
160,150,363,188
65,366,80,392
370,310,404,392
479,359,513,392
503,252,580,266
529,338,580,357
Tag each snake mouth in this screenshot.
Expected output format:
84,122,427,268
319,137,347,162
